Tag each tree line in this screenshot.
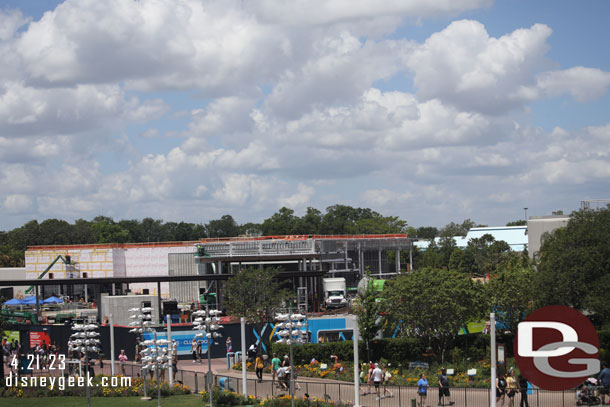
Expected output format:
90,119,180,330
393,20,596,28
1,204,523,267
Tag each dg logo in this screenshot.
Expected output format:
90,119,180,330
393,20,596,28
514,305,600,391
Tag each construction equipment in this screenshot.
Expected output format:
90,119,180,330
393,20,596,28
25,255,73,294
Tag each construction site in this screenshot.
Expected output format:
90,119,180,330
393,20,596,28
2,234,413,325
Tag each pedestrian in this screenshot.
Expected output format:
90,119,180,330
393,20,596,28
282,355,290,367
118,349,128,375
255,353,264,382
191,338,198,363
598,361,610,405
496,372,507,407
367,361,375,394
277,366,289,390
417,373,428,407
271,353,281,383
226,337,232,353
248,344,257,362
197,340,203,362
506,368,517,407
172,353,178,381
438,368,454,405
382,364,393,397
518,374,529,407
135,339,142,362
371,362,383,399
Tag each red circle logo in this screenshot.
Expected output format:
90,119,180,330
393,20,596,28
514,305,600,391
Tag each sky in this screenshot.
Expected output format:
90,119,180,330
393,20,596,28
0,0,609,231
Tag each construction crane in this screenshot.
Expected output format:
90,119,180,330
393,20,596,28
24,254,73,294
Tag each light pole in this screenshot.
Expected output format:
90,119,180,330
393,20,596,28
130,306,170,406
275,310,307,407
524,207,528,221
70,321,100,407
193,306,224,407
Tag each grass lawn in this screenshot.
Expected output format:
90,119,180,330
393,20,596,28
0,395,203,407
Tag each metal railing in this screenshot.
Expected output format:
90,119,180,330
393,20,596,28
200,239,316,257
6,363,591,406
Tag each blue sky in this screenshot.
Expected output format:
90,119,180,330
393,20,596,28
0,0,609,231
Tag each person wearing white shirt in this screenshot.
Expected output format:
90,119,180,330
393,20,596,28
371,363,383,398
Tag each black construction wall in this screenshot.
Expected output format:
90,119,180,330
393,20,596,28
7,322,258,361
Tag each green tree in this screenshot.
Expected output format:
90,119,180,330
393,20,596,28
0,244,24,267
506,220,527,226
320,205,405,235
38,219,73,245
261,207,299,235
416,226,438,239
91,217,130,243
207,215,239,238
383,268,483,362
352,215,407,234
439,219,477,237
352,274,384,361
296,207,323,235
535,207,610,322
72,219,96,244
485,260,535,335
238,222,263,237
448,248,479,275
464,234,511,277
418,240,444,269
224,267,293,349
140,217,164,242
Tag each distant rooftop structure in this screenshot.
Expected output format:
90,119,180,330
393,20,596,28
414,225,528,252
527,215,570,258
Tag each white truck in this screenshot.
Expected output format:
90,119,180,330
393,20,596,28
323,277,348,309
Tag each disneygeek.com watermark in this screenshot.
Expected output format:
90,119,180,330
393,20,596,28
4,372,131,390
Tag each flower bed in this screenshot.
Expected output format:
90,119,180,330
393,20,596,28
233,359,499,388
0,374,191,398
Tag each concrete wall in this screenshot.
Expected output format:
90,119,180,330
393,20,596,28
100,294,160,327
527,215,570,258
0,267,27,298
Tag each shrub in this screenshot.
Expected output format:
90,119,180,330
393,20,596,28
200,388,260,405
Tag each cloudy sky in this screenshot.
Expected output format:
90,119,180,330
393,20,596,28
1,0,609,231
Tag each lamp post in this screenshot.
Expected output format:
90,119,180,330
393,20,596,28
193,306,224,407
130,307,170,406
275,310,307,407
70,321,100,407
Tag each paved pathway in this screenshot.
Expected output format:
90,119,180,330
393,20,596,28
2,358,582,406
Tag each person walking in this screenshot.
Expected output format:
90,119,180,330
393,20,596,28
598,361,610,405
506,369,518,407
366,361,375,395
382,364,393,397
255,353,264,382
226,337,232,354
417,373,428,407
271,353,281,384
197,340,203,363
191,338,198,363
118,349,128,376
438,368,454,405
371,362,383,399
518,374,529,407
496,372,507,407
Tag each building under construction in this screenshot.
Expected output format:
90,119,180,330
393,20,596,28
24,234,414,312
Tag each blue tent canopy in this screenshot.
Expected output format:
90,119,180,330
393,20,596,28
21,296,38,305
42,296,64,304
3,298,23,305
